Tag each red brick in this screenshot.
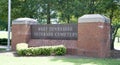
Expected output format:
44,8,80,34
77,22,110,58
12,24,31,50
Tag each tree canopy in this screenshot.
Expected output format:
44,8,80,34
0,0,120,25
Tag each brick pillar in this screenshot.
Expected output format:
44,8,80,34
12,18,38,50
77,14,111,58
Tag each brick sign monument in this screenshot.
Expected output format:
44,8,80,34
12,14,111,58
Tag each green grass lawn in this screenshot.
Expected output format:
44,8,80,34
0,48,6,51
0,54,120,65
0,31,8,39
114,37,120,50
114,42,120,50
0,31,11,39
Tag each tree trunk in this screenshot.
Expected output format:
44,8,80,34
118,37,120,43
47,3,51,24
66,0,70,23
110,2,114,50
112,27,119,48
89,0,95,14
110,25,114,50
67,15,70,23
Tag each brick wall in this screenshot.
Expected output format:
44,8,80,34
12,14,111,58
77,22,110,58
12,24,31,50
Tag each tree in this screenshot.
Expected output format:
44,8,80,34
40,0,58,24
0,0,8,30
106,0,120,50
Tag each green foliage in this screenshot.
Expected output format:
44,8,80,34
116,28,120,37
0,20,7,30
17,49,26,56
0,48,6,51
0,0,8,30
16,43,28,50
0,0,120,25
10,0,120,24
0,0,8,21
40,47,51,55
0,38,11,45
16,43,28,56
53,45,66,55
16,44,66,56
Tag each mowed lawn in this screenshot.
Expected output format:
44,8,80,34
0,31,11,39
114,37,120,50
0,53,120,65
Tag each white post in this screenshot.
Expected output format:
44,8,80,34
7,0,11,51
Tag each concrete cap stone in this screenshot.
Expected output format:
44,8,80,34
78,14,110,23
12,18,38,24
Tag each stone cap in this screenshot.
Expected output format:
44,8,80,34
78,14,110,23
12,18,38,24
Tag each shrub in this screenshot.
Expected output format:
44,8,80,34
16,43,28,56
16,43,28,50
16,44,66,56
30,48,39,56
0,38,11,45
41,47,52,55
53,45,66,55
24,48,33,56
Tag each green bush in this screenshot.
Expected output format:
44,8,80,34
16,44,66,56
16,43,28,50
29,48,39,56
0,38,11,45
53,45,66,55
40,47,52,55
16,43,28,56
17,49,26,56
116,28,120,37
